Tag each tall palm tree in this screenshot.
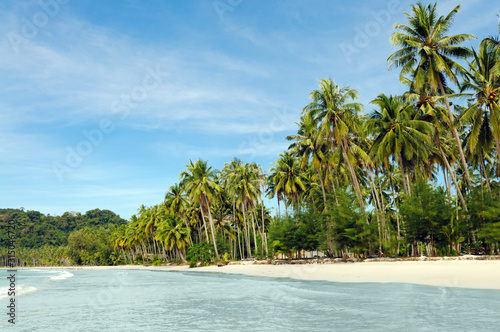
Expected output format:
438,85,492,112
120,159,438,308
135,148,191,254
388,2,476,188
230,162,263,255
303,78,365,207
366,93,433,193
287,111,328,211
461,41,500,161
221,158,246,258
267,152,306,216
164,183,192,244
403,81,470,210
180,160,221,261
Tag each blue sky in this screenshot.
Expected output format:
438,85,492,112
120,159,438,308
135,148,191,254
1,0,497,219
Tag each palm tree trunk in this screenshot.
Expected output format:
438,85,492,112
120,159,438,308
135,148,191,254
388,172,401,253
367,168,383,252
438,79,472,188
237,223,244,260
199,203,210,243
376,169,388,243
205,198,220,261
277,198,281,220
261,201,268,256
250,207,258,252
341,138,364,208
480,153,491,192
181,218,193,245
443,166,451,198
437,139,468,211
317,167,328,212
397,152,410,194
242,204,252,257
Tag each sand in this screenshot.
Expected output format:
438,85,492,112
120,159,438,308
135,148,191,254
5,258,500,290
192,260,500,290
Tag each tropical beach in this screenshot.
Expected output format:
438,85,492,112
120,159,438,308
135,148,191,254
13,257,500,290
193,258,500,290
2,0,500,330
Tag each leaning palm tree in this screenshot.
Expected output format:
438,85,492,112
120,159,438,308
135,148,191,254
180,160,221,261
388,2,476,188
303,78,365,207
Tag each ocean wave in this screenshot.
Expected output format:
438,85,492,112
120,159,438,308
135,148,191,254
0,285,38,300
50,271,74,280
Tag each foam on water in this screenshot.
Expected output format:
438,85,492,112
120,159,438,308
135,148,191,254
50,271,74,280
0,285,38,300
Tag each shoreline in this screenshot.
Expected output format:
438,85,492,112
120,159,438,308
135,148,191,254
3,256,500,290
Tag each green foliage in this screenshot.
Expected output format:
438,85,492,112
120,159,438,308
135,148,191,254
326,190,375,257
186,243,213,267
468,187,500,251
0,208,126,249
400,180,451,251
66,226,118,265
268,205,326,258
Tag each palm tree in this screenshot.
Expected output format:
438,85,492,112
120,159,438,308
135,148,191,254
164,183,192,244
267,152,306,216
403,82,470,210
220,158,246,258
156,213,190,261
303,78,365,207
366,93,433,193
287,111,328,211
227,162,263,255
461,41,500,161
388,2,476,188
180,160,221,261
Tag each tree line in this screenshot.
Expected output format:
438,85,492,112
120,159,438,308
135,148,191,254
115,3,499,263
0,208,126,266
3,2,500,266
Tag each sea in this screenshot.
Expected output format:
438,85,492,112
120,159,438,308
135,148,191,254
0,268,498,331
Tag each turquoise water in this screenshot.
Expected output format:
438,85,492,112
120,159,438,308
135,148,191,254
1,268,499,331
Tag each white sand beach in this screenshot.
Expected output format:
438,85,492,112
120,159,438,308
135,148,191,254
192,259,500,290
13,257,500,290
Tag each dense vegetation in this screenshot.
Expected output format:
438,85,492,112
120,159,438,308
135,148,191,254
0,208,126,266
112,3,499,264
3,2,500,266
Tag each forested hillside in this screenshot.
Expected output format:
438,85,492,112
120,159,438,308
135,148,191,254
0,208,127,266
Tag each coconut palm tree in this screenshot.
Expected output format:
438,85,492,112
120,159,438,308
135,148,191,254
366,93,433,193
228,162,262,255
388,2,476,188
267,152,306,216
156,213,190,261
180,160,221,261
403,82,469,210
303,78,365,207
164,183,192,244
287,111,329,211
461,41,500,161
